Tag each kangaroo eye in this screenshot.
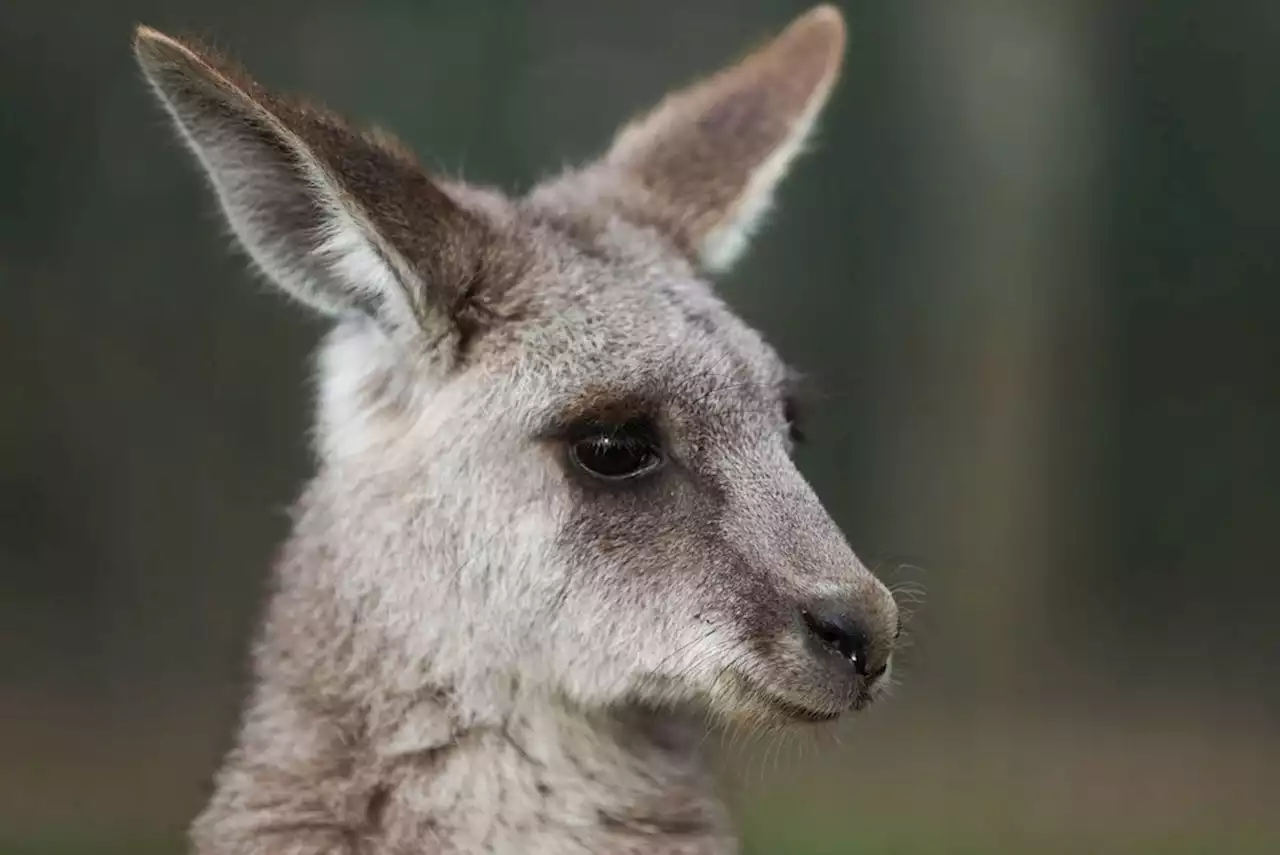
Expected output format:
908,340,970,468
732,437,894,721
570,421,664,481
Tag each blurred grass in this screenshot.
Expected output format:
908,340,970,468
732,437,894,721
6,707,1279,855
1,842,179,855
6,699,1277,855
740,823,1279,855
6,828,1277,855
8,805,1279,855
736,807,1279,855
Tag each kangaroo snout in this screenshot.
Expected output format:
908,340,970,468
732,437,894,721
733,572,898,723
798,591,901,686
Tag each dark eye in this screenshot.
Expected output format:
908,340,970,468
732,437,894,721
783,397,805,444
570,420,664,481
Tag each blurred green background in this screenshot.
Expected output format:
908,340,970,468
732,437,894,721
2,1,1278,853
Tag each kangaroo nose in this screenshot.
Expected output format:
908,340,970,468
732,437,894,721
801,601,885,677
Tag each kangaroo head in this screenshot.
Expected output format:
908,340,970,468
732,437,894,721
134,5,899,728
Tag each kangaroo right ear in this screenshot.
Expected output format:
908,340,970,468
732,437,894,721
133,26,498,344
586,5,846,274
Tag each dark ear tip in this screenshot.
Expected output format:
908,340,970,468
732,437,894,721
132,25,204,79
132,24,168,62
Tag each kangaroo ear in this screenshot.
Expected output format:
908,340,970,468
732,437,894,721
133,26,497,342
594,5,846,272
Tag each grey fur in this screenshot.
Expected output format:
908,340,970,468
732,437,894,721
132,6,899,854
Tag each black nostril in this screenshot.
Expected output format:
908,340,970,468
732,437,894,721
802,606,870,675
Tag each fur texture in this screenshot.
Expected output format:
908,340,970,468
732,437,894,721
133,6,900,854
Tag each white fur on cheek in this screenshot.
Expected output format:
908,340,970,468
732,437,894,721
314,323,426,462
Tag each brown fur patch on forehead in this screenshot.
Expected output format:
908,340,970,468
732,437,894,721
536,353,796,450
537,389,663,439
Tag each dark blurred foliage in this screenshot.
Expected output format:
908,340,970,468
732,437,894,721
2,1,1277,852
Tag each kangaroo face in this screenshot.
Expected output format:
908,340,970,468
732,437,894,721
504,243,900,723
134,4,899,726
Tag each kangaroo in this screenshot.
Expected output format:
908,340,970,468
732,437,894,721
132,6,900,854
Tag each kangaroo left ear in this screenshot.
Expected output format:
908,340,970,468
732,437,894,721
133,25,504,351
587,5,846,273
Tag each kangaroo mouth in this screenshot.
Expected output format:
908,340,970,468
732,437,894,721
766,695,843,722
733,673,853,723
731,666,882,723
